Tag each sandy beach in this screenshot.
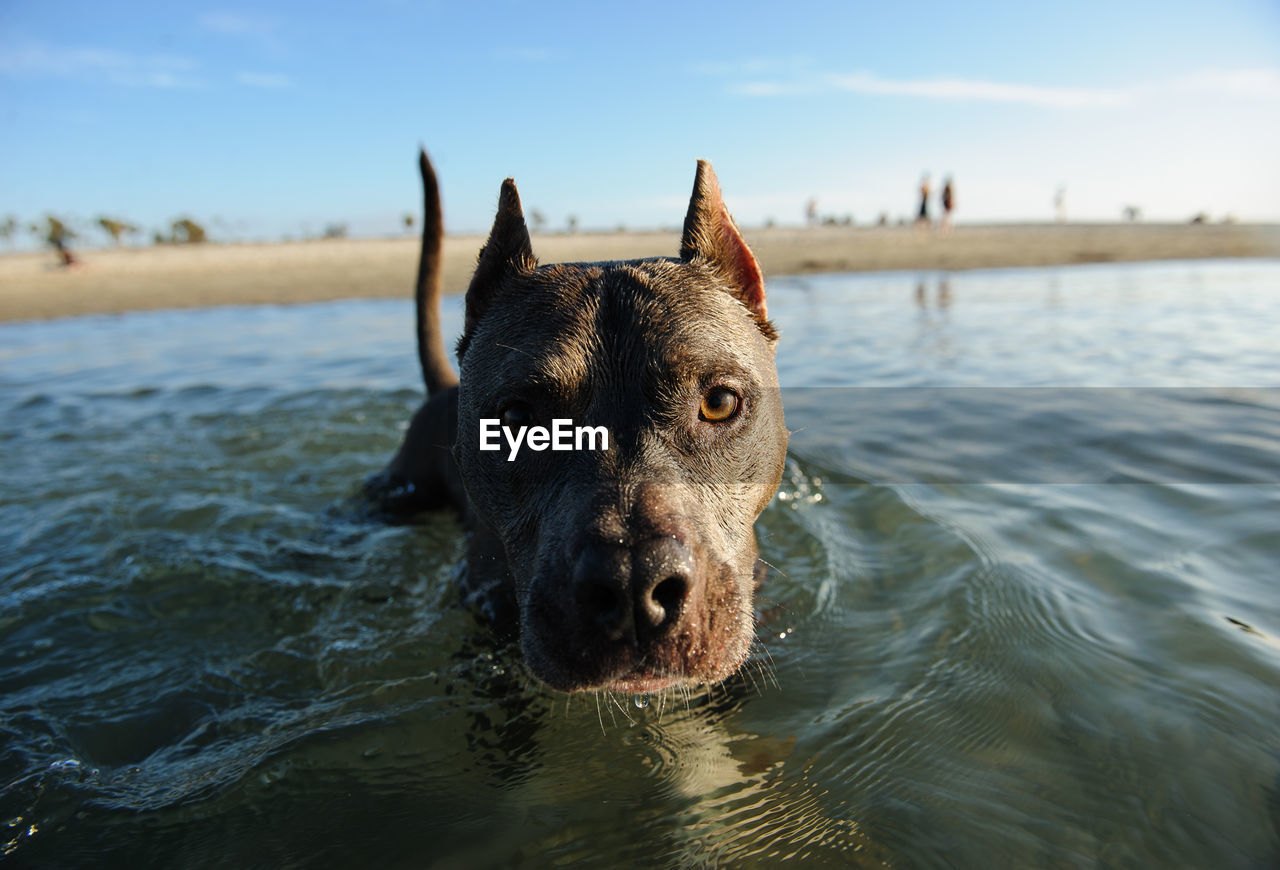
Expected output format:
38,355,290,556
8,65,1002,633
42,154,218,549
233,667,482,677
2,223,1278,323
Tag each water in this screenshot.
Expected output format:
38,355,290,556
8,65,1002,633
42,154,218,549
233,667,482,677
2,260,1278,867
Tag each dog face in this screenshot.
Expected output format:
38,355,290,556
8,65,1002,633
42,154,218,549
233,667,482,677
452,164,786,693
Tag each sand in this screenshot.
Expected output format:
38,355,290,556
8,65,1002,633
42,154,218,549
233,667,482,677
2,223,1278,323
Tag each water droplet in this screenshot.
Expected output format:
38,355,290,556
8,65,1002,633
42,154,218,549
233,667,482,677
633,693,650,709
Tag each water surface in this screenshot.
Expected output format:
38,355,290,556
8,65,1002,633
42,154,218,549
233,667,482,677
2,260,1278,867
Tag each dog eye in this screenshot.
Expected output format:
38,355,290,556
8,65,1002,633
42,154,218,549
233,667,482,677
501,402,536,428
699,387,740,423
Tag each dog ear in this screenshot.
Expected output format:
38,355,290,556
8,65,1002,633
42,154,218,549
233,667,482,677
679,160,773,336
464,178,536,341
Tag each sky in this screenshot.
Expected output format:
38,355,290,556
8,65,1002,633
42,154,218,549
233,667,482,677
2,0,1279,246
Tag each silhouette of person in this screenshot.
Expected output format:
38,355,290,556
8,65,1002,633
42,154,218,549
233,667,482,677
941,176,954,233
916,174,931,227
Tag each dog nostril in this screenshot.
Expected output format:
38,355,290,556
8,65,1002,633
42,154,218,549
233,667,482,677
643,574,688,630
634,536,696,634
572,545,632,639
583,582,621,618
577,578,628,638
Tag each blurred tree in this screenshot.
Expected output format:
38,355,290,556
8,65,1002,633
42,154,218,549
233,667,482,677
323,222,349,239
170,217,207,244
530,209,546,234
37,216,77,266
0,215,18,246
97,216,139,246
403,213,414,233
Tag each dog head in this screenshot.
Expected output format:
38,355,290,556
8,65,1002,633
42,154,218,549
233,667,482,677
453,162,786,693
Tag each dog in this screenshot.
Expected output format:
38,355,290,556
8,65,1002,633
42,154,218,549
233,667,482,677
366,150,787,694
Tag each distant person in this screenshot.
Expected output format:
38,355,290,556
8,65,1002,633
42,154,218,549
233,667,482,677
805,198,818,227
915,173,931,227
941,176,954,233
1054,186,1066,223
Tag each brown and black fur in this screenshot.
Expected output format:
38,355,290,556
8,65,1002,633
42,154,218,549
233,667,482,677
367,150,787,694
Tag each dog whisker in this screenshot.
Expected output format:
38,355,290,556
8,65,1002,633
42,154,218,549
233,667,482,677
493,341,537,361
594,691,607,736
757,556,789,578
608,691,638,726
756,656,780,693
764,657,781,692
747,639,778,685
741,637,780,695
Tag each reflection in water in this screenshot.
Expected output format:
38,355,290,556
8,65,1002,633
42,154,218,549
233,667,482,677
913,274,957,370
1046,272,1063,308
1,261,1279,866
915,275,952,310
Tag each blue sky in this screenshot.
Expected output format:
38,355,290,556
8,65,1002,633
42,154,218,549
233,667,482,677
2,0,1278,245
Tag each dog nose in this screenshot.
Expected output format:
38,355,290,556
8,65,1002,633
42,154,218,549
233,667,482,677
573,545,632,641
571,537,695,641
633,536,694,636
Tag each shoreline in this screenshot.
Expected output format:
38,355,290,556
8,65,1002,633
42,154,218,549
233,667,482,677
2,223,1278,323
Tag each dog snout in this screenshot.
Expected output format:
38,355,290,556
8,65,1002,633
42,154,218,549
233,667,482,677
634,536,695,636
570,536,696,642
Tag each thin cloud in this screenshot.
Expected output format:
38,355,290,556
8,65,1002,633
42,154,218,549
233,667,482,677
736,81,812,97
199,11,278,38
198,11,284,52
1170,68,1280,99
236,71,294,89
0,42,202,88
728,69,1127,107
693,55,814,78
825,72,1128,107
721,64,1280,108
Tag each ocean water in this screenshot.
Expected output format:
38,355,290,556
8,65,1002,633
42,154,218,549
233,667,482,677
2,259,1278,867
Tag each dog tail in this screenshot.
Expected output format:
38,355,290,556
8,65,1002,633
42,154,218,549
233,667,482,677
416,147,458,395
